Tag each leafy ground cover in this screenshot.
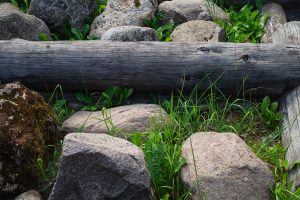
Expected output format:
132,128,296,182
209,0,268,43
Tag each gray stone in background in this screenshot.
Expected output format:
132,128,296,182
28,0,97,33
89,0,157,39
180,132,275,200
158,0,228,26
171,20,226,42
14,190,42,200
261,3,287,43
62,104,169,139
49,133,154,200
101,26,159,41
272,21,300,45
0,3,51,40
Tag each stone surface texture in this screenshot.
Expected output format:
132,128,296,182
0,83,57,195
101,26,159,41
28,0,98,33
89,0,157,38
261,3,287,43
180,132,275,200
62,104,169,138
158,0,228,25
171,20,226,42
272,21,300,45
49,133,154,200
14,190,42,200
0,3,51,41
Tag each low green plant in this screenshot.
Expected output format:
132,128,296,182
10,0,29,13
215,3,268,43
75,86,132,111
259,96,282,129
48,85,74,125
75,92,99,111
53,19,98,40
96,0,107,15
102,86,133,108
144,11,176,42
251,132,300,200
37,142,62,194
38,33,49,41
132,132,187,199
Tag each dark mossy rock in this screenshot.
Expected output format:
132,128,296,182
0,83,57,196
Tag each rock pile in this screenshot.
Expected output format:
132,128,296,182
0,0,299,43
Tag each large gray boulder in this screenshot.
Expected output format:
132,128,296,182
171,20,226,42
28,0,98,33
180,132,275,200
0,3,51,40
62,104,169,139
272,21,300,45
89,0,157,38
158,0,228,25
101,26,159,41
261,3,287,43
49,133,154,200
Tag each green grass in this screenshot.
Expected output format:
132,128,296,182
130,81,300,200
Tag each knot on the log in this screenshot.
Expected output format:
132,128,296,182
242,54,250,61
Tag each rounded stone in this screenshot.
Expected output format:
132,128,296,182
171,20,226,42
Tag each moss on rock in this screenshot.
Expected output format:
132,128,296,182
0,83,57,195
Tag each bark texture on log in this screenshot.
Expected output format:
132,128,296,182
0,40,300,97
281,86,300,190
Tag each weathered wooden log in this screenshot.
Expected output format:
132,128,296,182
272,21,300,45
0,40,300,97
281,86,300,190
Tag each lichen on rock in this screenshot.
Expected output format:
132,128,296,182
0,82,57,195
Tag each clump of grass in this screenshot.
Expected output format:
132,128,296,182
47,85,74,125
132,80,299,199
144,11,176,42
37,142,62,196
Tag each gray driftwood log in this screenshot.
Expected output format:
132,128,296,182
0,40,300,97
281,86,300,190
